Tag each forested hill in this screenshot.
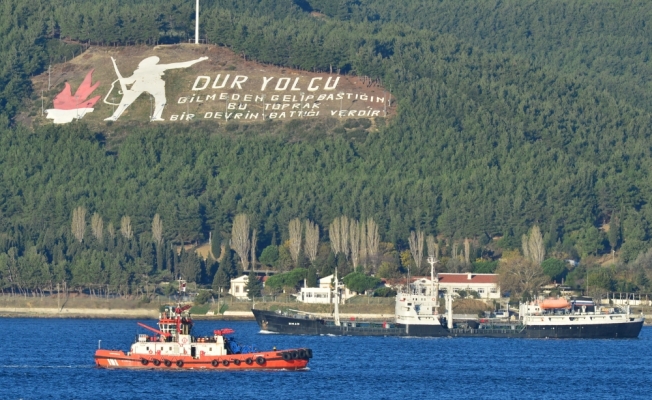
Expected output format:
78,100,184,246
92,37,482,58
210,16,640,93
1,0,652,294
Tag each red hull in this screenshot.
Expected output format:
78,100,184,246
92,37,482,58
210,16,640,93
95,349,309,370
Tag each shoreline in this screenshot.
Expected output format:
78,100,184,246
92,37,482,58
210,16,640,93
0,307,393,321
0,307,254,320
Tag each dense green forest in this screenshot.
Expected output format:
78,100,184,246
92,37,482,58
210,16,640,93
1,0,652,297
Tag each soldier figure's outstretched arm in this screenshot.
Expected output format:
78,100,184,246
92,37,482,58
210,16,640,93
161,56,209,70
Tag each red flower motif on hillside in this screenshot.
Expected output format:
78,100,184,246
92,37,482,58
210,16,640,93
54,69,101,109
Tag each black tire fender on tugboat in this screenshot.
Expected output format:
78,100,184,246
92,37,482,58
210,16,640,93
164,359,172,367
222,360,230,367
245,358,253,365
290,350,299,360
298,349,307,359
282,352,292,361
153,359,161,366
305,348,313,359
176,360,184,368
141,359,149,366
255,356,265,365
211,359,219,367
233,359,241,366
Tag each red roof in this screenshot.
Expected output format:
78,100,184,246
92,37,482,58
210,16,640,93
437,273,498,284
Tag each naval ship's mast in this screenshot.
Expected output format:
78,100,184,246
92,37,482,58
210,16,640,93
427,256,439,309
333,267,341,326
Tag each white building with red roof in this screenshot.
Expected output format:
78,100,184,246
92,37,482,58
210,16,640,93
399,273,500,299
437,273,500,299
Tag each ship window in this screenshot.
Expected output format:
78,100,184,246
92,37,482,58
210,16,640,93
407,303,412,306
146,346,149,350
169,347,172,350
209,347,212,351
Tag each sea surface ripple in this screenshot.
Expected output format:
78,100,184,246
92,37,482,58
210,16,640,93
1,318,650,399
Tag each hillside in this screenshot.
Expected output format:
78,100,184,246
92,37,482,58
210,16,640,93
1,0,652,296
27,44,390,126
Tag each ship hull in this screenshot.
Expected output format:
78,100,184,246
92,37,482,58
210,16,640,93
95,349,310,370
253,310,643,339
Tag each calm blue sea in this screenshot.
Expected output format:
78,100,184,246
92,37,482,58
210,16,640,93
1,318,650,399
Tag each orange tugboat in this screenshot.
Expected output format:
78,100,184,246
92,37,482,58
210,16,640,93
95,304,312,370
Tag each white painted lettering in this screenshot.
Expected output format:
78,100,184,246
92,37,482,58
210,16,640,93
231,75,248,89
290,77,301,91
307,77,322,91
275,77,291,91
212,74,230,89
324,77,340,90
192,76,210,91
261,77,275,91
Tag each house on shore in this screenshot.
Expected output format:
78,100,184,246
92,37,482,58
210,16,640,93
386,273,500,299
228,275,268,299
296,274,356,304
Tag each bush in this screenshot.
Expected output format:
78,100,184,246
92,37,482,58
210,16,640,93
358,118,372,129
342,272,381,294
472,260,498,273
373,287,397,297
265,268,309,291
259,245,279,266
194,290,212,305
343,119,360,129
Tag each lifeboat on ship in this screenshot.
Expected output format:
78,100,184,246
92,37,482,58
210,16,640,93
539,297,571,310
94,304,312,370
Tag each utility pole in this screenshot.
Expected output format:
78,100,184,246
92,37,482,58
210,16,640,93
195,0,200,44
339,93,343,118
383,90,387,116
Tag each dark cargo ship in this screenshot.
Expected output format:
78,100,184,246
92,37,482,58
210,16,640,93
253,262,643,339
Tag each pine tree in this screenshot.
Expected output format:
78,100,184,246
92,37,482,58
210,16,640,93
212,263,230,293
245,270,262,300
